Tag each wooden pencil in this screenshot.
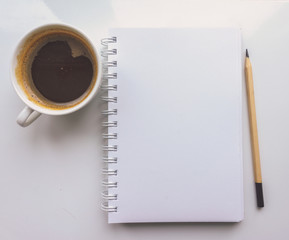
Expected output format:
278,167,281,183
245,49,264,208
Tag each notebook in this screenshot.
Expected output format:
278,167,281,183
101,28,243,223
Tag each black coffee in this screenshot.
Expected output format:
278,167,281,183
31,40,93,103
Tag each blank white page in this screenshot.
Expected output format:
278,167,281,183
106,28,243,223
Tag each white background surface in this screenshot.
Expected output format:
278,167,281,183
0,0,288,239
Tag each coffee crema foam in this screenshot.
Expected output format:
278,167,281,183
15,28,98,110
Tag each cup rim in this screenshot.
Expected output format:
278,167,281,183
11,23,102,116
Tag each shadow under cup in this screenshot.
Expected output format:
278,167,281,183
14,25,99,112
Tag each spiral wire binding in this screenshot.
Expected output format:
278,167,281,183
102,121,117,127
101,85,117,91
101,37,118,213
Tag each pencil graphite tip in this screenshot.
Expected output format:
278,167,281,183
246,49,249,58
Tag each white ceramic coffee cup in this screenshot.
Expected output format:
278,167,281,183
11,23,102,127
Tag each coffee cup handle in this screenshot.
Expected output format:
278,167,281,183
17,106,41,127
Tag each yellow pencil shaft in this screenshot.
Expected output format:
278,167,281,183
245,58,262,183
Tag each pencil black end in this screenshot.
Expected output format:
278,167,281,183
246,49,249,58
255,183,264,208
